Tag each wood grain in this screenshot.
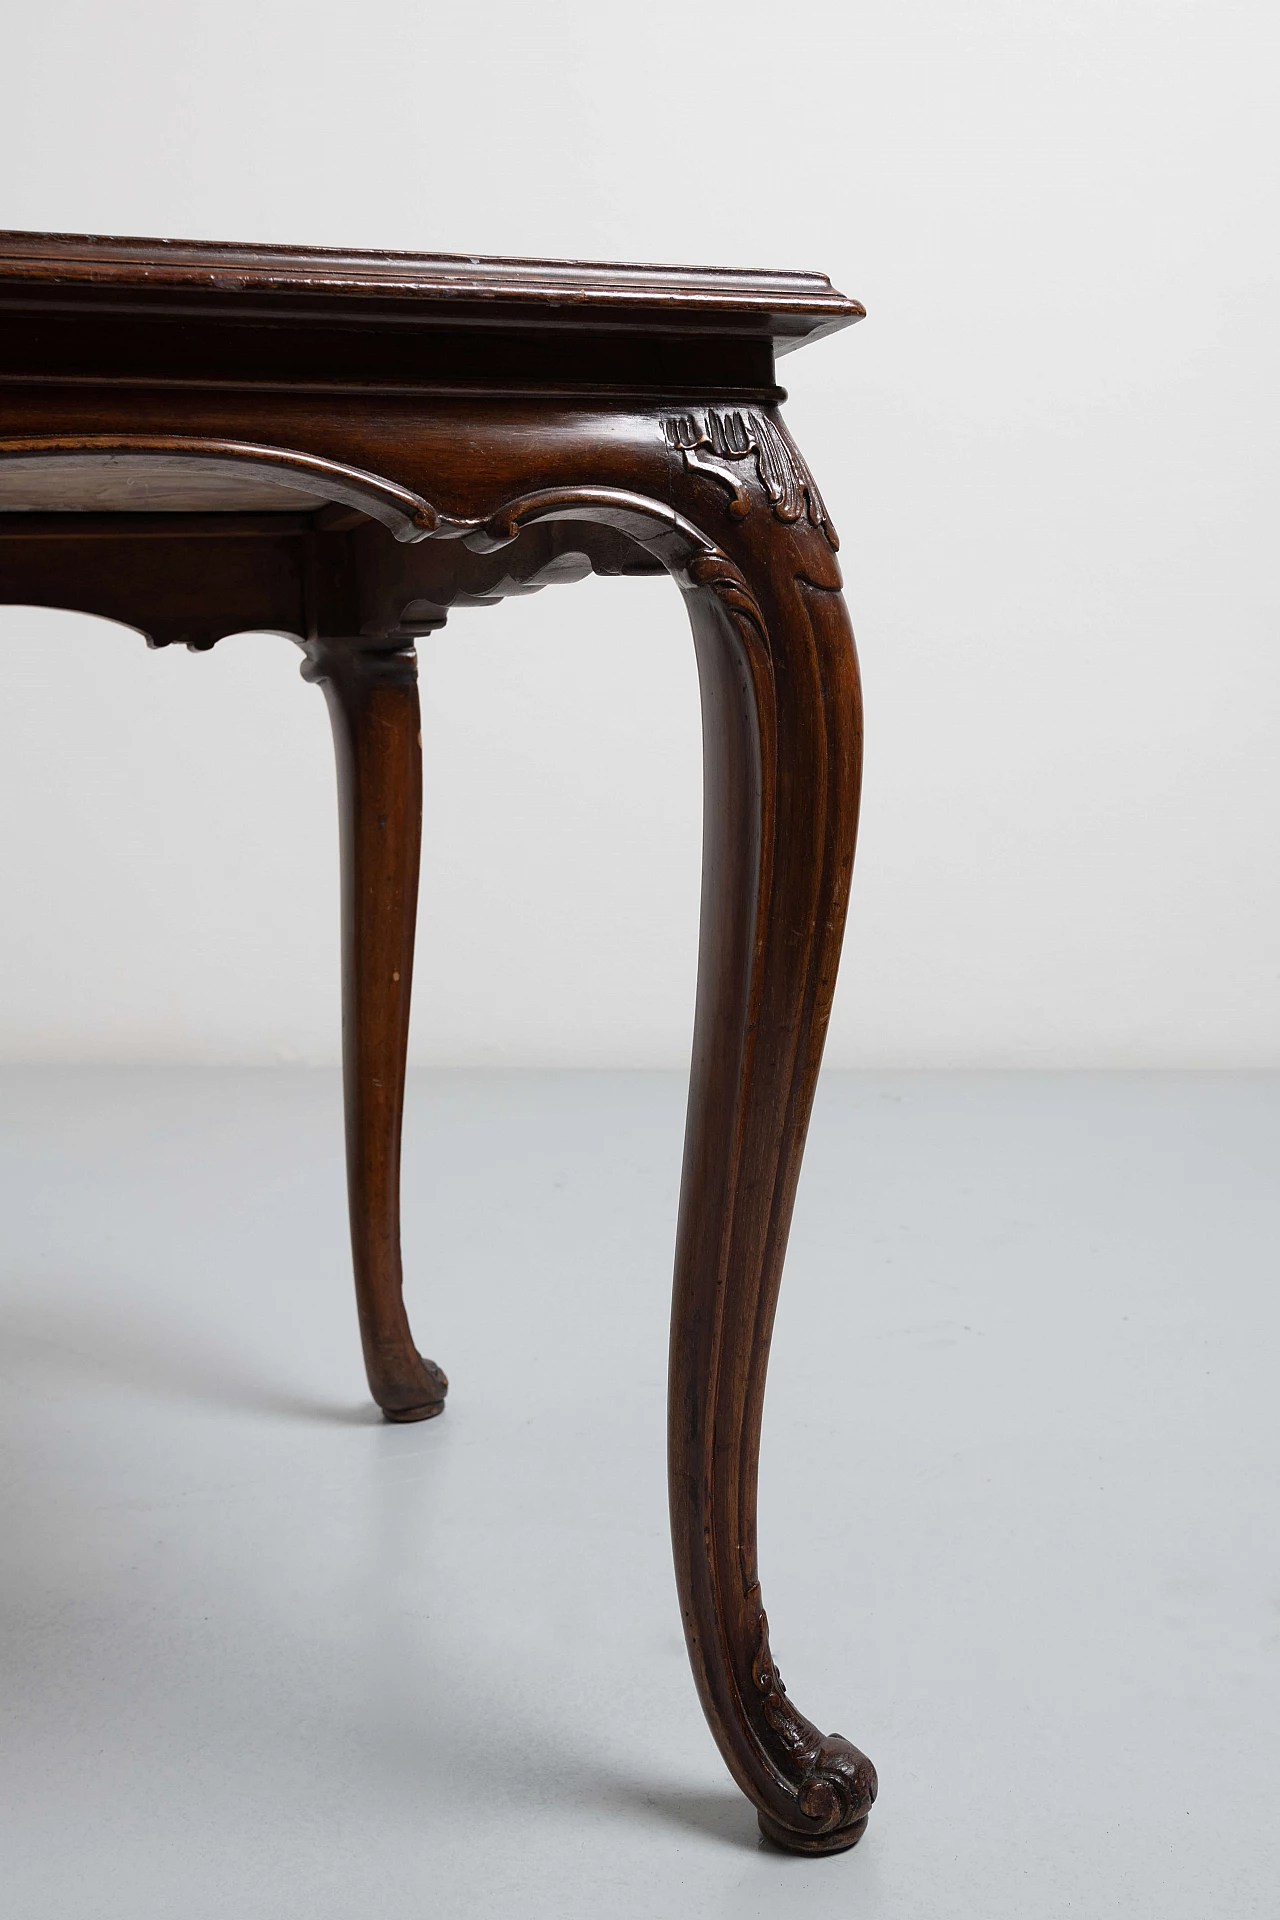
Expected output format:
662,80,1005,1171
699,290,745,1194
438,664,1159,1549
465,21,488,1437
0,231,871,1853
301,639,448,1423
0,228,864,352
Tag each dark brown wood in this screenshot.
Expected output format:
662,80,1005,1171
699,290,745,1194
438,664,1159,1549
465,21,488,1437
0,228,863,353
0,229,871,1852
301,638,448,1423
671,511,876,1855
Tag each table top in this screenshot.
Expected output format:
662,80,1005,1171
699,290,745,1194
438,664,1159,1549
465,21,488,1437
0,230,863,355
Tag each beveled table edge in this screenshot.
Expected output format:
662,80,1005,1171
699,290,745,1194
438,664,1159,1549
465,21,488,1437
0,229,865,349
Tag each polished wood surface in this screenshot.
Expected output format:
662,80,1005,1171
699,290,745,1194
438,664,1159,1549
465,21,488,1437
302,638,449,1423
0,228,863,349
0,230,873,1854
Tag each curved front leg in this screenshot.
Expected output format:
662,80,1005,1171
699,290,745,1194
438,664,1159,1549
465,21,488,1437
302,639,447,1422
668,454,876,1852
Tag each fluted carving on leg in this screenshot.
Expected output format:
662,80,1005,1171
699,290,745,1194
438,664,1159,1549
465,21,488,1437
300,434,873,1839
667,502,875,1854
358,460,876,1846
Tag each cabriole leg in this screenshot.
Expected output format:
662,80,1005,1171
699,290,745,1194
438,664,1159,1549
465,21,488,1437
442,424,879,1847
302,639,447,1422
669,520,876,1853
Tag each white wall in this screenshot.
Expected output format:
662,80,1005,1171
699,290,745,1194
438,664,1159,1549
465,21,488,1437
1,0,1277,1067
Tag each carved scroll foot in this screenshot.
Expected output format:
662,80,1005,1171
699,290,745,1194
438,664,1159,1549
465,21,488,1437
302,638,447,1423
665,465,874,1853
750,1606,877,1853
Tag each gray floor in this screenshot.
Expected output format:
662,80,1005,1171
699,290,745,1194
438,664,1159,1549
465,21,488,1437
0,1069,1276,1918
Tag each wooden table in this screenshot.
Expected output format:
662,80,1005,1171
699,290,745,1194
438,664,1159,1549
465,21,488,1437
0,231,874,1855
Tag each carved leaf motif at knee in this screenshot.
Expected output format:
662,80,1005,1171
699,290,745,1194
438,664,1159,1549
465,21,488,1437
662,409,839,549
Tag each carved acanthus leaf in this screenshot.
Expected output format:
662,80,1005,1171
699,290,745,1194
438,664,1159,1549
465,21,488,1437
749,1599,877,1841
663,410,838,549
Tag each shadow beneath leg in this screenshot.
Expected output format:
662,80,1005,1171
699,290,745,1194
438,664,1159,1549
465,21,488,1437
0,1289,378,1425
592,1779,762,1851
